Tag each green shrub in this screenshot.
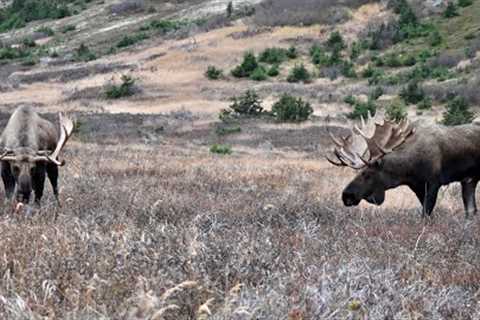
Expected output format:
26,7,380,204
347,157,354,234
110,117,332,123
36,26,54,36
347,99,377,120
75,43,96,62
226,1,233,18
231,52,258,78
386,100,408,122
259,47,288,64
210,144,232,155
147,19,187,33
21,56,38,66
401,54,417,66
271,94,313,122
367,68,386,85
105,75,136,99
350,41,366,61
458,0,473,7
0,46,29,60
418,96,432,110
442,96,474,125
250,66,268,81
369,86,384,100
328,46,342,65
287,64,311,83
444,2,459,18
227,89,263,115
22,37,36,47
215,125,241,136
344,95,357,105
361,64,376,78
341,60,357,78
429,29,443,46
116,33,148,48
267,64,280,77
286,45,298,59
400,80,425,104
326,31,346,50
311,45,329,66
205,65,223,80
61,24,76,33
384,53,402,67
0,0,73,32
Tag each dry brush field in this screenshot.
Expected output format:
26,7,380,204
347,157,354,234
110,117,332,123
0,119,479,319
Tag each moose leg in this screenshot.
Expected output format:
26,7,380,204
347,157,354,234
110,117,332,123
32,165,46,206
461,178,478,219
1,161,15,201
46,164,60,206
412,183,440,217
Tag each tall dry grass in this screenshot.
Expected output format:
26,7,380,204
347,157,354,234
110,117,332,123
0,141,478,319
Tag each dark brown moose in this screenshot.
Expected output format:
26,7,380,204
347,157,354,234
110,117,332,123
327,113,480,218
0,106,73,205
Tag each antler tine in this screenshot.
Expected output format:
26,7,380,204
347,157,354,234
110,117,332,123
36,113,74,166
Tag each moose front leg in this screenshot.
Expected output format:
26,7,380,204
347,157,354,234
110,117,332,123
461,178,478,219
1,161,15,202
412,182,440,218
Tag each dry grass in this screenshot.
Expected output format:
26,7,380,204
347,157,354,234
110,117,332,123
0,139,479,319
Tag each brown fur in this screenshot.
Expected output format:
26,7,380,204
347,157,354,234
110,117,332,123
342,122,480,218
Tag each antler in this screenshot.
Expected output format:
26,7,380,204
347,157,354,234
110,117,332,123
326,112,414,169
34,113,74,166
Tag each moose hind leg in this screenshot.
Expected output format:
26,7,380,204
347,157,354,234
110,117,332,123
46,164,60,205
32,165,46,206
461,179,478,218
1,161,15,201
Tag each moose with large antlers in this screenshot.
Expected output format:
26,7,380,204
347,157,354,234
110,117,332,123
327,113,480,218
0,106,73,205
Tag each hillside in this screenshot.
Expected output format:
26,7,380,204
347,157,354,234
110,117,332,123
0,0,479,319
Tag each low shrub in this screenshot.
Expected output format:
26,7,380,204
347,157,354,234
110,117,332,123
215,125,241,135
443,2,459,18
210,144,232,155
429,29,443,47
205,65,223,80
340,60,357,78
287,64,311,83
458,0,473,7
226,89,264,116
347,99,377,120
105,75,137,99
61,24,76,33
271,94,313,122
259,47,288,64
36,26,55,36
75,43,96,62
267,64,280,77
311,45,329,66
442,96,474,126
0,46,29,60
22,37,36,47
231,52,258,78
369,86,384,100
418,96,432,110
250,66,268,81
386,100,408,122
327,31,346,50
116,33,148,48
400,80,425,105
286,45,298,59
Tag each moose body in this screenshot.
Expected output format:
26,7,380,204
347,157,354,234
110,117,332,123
328,115,480,218
0,106,73,205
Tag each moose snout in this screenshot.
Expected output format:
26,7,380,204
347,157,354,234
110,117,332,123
342,190,361,207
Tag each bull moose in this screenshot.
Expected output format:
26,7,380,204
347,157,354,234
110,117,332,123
326,113,480,218
0,106,73,205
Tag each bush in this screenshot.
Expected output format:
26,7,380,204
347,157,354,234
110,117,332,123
429,29,443,47
386,100,408,122
271,94,313,122
231,52,258,78
116,33,148,48
286,45,298,59
75,43,96,62
418,96,432,110
227,89,263,116
144,19,187,33
369,86,384,100
0,46,29,60
444,2,459,18
442,96,474,125
267,64,280,77
61,24,76,33
347,99,377,120
259,47,288,64
105,75,137,99
22,37,36,47
210,144,232,155
344,95,357,105
226,1,233,18
250,66,268,81
341,60,357,78
400,80,425,104
458,0,473,7
36,26,54,36
287,64,311,83
0,0,73,32
327,31,346,50
350,41,365,61
205,65,223,80
311,45,329,66
215,125,241,136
